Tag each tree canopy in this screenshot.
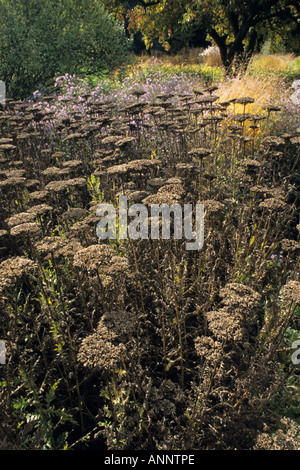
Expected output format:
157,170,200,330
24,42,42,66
101,0,299,70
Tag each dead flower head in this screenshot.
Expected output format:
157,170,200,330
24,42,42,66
281,280,300,305
77,321,126,373
0,256,38,293
73,243,130,279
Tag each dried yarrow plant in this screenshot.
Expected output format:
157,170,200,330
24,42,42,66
0,71,299,450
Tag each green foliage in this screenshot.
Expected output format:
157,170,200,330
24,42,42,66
12,371,75,450
0,0,132,99
87,174,104,202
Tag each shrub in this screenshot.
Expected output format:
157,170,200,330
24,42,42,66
0,0,132,100
247,53,300,84
199,46,223,67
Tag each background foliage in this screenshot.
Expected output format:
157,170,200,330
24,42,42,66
0,0,132,99
101,0,300,68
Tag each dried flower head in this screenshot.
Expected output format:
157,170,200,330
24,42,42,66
254,418,300,450
202,199,225,215
259,198,288,212
35,236,69,255
101,308,138,340
10,222,42,239
73,244,129,277
0,256,38,292
219,282,262,314
77,321,126,372
45,177,86,193
281,280,300,304
205,307,247,343
0,177,26,191
28,190,49,204
27,204,53,217
194,336,223,364
61,208,89,222
280,239,300,256
5,212,36,228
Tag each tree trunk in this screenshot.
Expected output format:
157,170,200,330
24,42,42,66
208,28,228,67
222,15,256,76
225,30,257,76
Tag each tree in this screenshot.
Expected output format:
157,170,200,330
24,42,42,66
101,0,299,72
0,0,132,99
